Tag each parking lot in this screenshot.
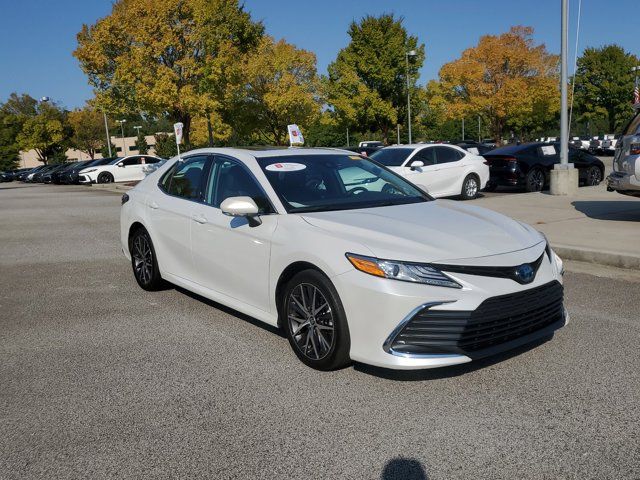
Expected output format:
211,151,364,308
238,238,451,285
1,182,639,479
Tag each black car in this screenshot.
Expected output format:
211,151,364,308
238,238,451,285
51,161,90,184
41,164,69,183
22,165,47,182
31,164,60,183
0,171,14,182
483,142,605,192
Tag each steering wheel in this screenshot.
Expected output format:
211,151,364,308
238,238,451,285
348,187,368,196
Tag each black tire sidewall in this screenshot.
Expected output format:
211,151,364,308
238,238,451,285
461,174,479,200
281,270,351,371
98,172,113,184
130,228,163,291
526,168,544,192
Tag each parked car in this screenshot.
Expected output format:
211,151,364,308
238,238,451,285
40,164,69,184
607,110,640,197
344,146,382,157
456,141,493,155
121,147,566,371
483,142,605,192
588,136,602,154
0,171,14,182
64,158,114,184
51,161,88,184
30,164,59,183
601,134,617,155
370,144,489,200
78,154,163,184
358,141,383,148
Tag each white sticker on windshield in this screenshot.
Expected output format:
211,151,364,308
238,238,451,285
541,145,556,156
265,162,307,172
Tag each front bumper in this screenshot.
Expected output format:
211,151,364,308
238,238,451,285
333,243,565,369
606,172,640,196
79,173,96,184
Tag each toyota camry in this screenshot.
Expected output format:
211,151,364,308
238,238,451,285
120,148,567,370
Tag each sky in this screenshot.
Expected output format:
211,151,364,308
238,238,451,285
0,0,638,110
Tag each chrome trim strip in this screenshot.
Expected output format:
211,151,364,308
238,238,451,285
383,300,458,358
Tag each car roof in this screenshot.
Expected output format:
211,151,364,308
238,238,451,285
182,147,355,158
485,142,550,155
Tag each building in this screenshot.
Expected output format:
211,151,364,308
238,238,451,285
18,134,165,168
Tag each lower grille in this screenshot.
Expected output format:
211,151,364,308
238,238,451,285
390,281,564,358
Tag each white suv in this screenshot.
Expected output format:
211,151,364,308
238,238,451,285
370,144,489,200
79,154,163,184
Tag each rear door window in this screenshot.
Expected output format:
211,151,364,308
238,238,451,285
434,146,463,164
165,156,210,201
414,148,436,165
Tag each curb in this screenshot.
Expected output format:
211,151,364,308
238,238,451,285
552,244,640,270
90,184,134,193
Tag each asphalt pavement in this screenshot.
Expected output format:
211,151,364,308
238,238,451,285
1,183,639,479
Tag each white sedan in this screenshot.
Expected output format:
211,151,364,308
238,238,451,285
370,144,489,199
79,154,163,184
120,148,566,371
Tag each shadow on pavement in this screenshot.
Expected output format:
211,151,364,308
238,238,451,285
354,335,553,381
572,200,640,221
382,457,428,480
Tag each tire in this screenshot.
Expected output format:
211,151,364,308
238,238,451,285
129,227,163,291
281,269,351,371
460,174,480,200
483,181,498,192
98,172,114,184
585,165,602,186
525,168,545,192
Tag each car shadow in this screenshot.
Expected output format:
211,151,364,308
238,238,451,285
572,200,640,221
354,335,553,381
382,457,428,480
173,285,285,338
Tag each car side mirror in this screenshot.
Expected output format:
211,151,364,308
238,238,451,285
409,160,424,170
220,196,261,227
117,163,124,168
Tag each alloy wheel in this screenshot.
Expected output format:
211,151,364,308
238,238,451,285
133,234,153,285
587,167,601,186
287,283,335,360
528,170,544,191
465,177,478,198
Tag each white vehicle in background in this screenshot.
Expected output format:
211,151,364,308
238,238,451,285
607,110,640,197
79,154,163,184
358,140,383,148
370,144,489,200
601,134,617,155
121,147,566,371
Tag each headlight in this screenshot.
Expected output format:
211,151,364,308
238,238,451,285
82,168,97,173
346,253,462,289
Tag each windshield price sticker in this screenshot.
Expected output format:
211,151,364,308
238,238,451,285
541,145,556,156
265,162,307,172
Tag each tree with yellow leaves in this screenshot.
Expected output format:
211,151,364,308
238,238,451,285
431,26,559,143
73,0,263,145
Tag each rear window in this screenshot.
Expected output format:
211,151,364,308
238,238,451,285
369,148,414,166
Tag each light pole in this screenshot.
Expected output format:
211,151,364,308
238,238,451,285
103,113,112,157
116,119,127,155
462,118,465,141
478,115,481,143
405,50,417,144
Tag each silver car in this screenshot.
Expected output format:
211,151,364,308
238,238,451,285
607,110,640,197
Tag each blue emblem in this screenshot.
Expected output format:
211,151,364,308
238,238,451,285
515,263,535,284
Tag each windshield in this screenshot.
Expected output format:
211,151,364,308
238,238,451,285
369,148,414,167
256,154,430,213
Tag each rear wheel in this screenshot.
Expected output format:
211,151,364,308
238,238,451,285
525,168,545,192
98,172,114,184
585,166,602,186
460,174,480,200
282,270,351,370
130,228,163,291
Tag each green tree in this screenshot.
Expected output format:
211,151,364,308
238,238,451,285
135,130,149,153
325,14,425,143
0,93,39,170
573,44,640,133
100,142,117,158
16,101,70,165
153,133,178,158
74,0,263,145
68,106,106,159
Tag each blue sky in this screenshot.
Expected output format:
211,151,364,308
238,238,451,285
0,0,638,109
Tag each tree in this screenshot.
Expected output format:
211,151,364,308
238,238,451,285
134,130,149,154
153,133,178,158
433,26,559,143
68,106,106,159
325,14,425,143
234,37,320,145
16,101,69,165
74,0,263,145
100,142,116,158
573,45,640,133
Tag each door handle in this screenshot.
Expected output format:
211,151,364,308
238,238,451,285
149,201,159,209
191,213,207,224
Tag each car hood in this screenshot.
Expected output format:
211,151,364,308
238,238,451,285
300,200,542,263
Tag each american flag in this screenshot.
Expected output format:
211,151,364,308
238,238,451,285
634,82,640,106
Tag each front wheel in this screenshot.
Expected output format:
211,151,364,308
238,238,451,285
130,228,163,291
525,168,545,192
585,166,602,186
98,172,114,184
460,174,480,200
282,270,351,371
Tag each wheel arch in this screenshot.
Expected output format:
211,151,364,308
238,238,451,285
127,221,147,253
